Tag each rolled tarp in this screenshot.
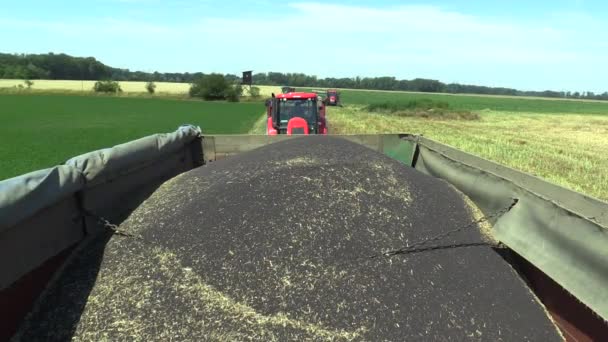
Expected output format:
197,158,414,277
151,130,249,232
0,125,201,232
0,165,84,232
66,125,201,187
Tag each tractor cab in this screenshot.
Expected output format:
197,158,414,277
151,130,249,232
326,89,340,106
266,92,327,135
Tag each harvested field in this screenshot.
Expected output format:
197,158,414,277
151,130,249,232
0,79,281,98
17,137,562,341
0,79,190,94
327,105,608,201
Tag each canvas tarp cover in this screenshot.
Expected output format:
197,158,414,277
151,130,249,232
0,166,84,232
0,125,201,289
410,136,608,321
66,125,201,186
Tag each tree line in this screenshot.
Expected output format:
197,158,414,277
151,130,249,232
0,53,206,83
252,72,608,100
1,52,606,100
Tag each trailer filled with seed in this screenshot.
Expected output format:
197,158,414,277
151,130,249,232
1,126,606,341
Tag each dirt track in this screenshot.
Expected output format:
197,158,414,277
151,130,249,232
16,136,562,341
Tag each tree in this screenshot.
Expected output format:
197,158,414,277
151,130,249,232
93,80,122,93
2,52,608,100
189,74,240,101
146,81,156,94
248,86,261,98
225,84,243,102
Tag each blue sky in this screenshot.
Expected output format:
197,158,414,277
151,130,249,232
1,0,608,92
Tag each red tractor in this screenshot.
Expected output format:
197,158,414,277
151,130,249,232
325,89,340,106
266,92,327,135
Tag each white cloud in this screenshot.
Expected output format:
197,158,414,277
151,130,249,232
186,3,598,81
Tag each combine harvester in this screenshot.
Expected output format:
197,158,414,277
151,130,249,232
1,126,607,341
312,88,341,106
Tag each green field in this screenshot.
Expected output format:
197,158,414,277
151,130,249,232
300,87,608,114
0,94,264,180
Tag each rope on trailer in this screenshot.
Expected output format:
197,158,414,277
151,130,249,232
82,209,141,239
81,198,519,256
370,198,519,259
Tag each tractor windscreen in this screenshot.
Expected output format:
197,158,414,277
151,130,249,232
278,98,317,125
